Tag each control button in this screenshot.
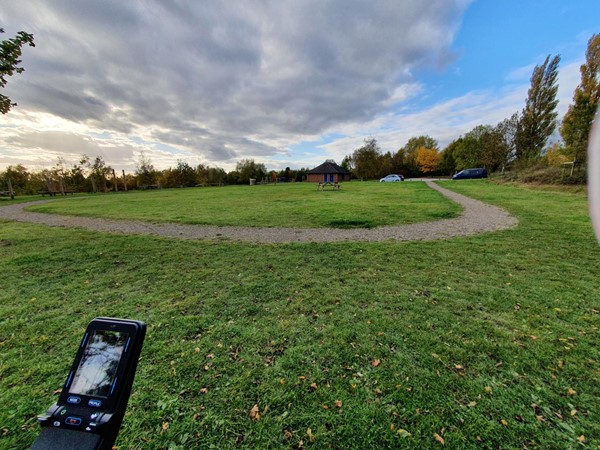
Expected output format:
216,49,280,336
65,416,82,426
67,396,81,404
88,399,102,408
85,426,92,432
53,421,61,427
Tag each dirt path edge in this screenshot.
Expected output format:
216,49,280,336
0,181,517,243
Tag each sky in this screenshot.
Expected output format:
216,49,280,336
0,0,599,173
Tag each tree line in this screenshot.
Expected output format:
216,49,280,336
0,154,313,195
343,34,599,182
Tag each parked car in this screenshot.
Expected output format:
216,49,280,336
379,174,404,182
452,168,488,180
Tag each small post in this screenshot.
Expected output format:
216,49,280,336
59,176,66,196
7,178,14,199
122,170,128,192
113,169,118,192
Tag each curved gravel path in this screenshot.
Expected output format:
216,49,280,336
0,181,517,243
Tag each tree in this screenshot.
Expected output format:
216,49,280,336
1,28,35,114
515,54,561,166
235,159,267,184
401,136,439,176
439,142,458,175
171,160,197,187
2,164,30,192
352,138,382,180
449,136,479,170
81,154,112,192
560,33,600,165
135,151,157,186
415,147,441,174
494,113,519,171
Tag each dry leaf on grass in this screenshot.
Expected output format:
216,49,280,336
434,432,445,445
249,404,260,421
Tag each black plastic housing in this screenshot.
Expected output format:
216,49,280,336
32,317,146,450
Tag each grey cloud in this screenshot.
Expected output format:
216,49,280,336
1,0,470,164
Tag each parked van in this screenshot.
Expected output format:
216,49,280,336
452,168,488,180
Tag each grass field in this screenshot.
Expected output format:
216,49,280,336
24,182,460,228
1,181,599,449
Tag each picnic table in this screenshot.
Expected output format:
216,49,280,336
317,182,341,191
38,190,76,197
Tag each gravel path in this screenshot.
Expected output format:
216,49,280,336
0,181,517,243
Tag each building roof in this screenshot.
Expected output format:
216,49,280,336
307,161,350,175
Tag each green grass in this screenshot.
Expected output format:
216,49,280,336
25,182,461,228
1,181,599,449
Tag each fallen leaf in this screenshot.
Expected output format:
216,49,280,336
372,359,381,367
434,432,445,445
568,388,577,396
161,421,169,433
500,419,508,426
310,383,318,390
334,400,343,408
397,429,411,438
454,364,464,370
468,401,477,407
194,347,200,353
249,404,260,421
570,409,577,417
484,386,493,394
283,429,293,440
577,435,585,443
200,388,208,394
307,428,315,442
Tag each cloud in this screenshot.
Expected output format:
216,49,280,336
0,0,471,169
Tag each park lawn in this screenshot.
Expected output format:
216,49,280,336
0,180,598,449
25,181,460,228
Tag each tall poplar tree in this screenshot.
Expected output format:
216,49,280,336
560,34,600,165
515,54,561,166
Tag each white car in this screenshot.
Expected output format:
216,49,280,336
379,174,404,182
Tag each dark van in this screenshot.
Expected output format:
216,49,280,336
452,168,488,180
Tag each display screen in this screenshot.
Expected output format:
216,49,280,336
69,330,128,398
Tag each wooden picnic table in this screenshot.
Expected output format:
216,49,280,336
317,182,341,191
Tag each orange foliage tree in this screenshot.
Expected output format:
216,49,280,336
416,147,441,174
